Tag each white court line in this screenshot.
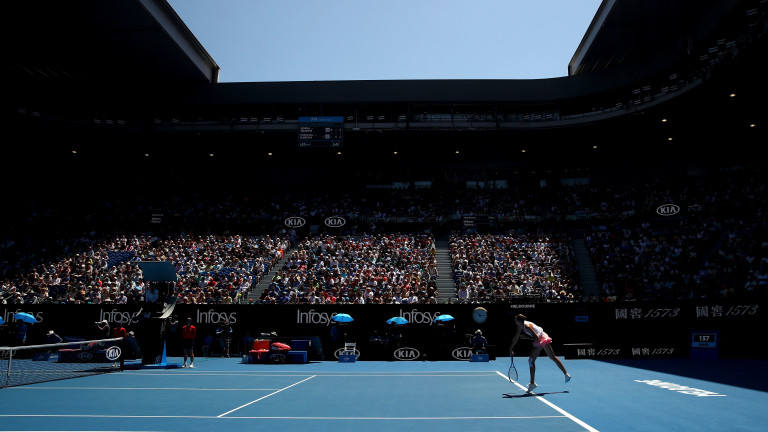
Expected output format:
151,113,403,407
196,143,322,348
120,370,497,373
495,371,599,432
121,369,497,374
0,414,568,420
217,415,570,420
118,372,498,377
217,375,317,417
9,386,280,391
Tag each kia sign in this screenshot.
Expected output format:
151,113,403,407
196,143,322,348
393,347,421,361
324,216,346,228
105,346,122,361
656,204,680,216
334,347,360,359
284,217,306,228
451,347,473,361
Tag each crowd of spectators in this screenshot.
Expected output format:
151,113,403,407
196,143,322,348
584,165,768,301
586,217,720,301
255,233,438,304
2,165,767,305
450,231,580,303
1,234,288,305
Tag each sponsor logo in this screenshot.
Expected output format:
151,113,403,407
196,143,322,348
634,379,726,397
99,309,144,325
2,309,44,323
400,309,442,324
284,217,306,228
656,203,680,216
297,309,443,325
575,315,589,322
452,347,473,361
324,216,346,228
297,309,334,325
510,304,536,309
105,346,122,361
196,310,237,324
393,347,421,361
334,347,360,359
77,352,93,361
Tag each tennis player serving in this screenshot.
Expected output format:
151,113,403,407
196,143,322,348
509,313,571,393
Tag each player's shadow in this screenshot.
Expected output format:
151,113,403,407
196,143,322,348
503,391,569,398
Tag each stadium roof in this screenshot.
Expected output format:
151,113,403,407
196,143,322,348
6,0,219,85
569,0,746,76
4,0,757,107
4,0,766,185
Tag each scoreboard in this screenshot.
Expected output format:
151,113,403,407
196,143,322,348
690,330,719,359
298,116,343,147
462,215,490,228
691,331,717,348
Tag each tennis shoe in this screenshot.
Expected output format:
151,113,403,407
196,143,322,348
189,363,194,368
565,373,572,383
526,382,538,393
181,363,187,368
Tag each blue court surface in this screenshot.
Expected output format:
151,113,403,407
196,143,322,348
1,356,767,432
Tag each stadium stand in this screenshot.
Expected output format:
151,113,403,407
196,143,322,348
2,0,767,310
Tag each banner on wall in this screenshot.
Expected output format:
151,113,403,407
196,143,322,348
2,301,762,359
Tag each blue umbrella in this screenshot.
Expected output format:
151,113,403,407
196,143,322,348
433,314,454,323
331,313,354,323
386,316,408,325
14,312,37,324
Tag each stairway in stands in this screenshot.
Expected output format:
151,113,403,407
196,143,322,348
246,247,295,303
570,233,600,298
434,235,457,303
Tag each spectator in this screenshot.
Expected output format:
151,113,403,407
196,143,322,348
471,329,488,354
202,332,213,357
112,321,127,339
14,321,28,346
95,320,110,339
215,318,232,357
45,329,63,345
145,285,159,304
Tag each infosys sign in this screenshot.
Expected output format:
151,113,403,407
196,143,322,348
296,309,444,325
2,309,44,323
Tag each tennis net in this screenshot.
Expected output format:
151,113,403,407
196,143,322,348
1,337,124,388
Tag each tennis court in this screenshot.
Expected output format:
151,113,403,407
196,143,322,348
1,356,766,432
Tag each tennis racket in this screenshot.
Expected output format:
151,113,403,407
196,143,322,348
508,355,518,382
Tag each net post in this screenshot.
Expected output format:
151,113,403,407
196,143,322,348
2,347,13,389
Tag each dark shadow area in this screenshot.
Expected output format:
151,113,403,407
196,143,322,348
596,358,768,393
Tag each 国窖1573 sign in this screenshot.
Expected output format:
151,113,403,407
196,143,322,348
656,203,680,216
